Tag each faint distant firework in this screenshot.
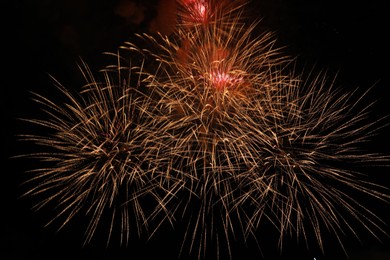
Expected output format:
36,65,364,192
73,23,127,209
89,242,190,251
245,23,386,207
18,0,389,259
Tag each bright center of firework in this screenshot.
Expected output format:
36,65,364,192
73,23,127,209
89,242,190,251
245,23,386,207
196,3,206,18
185,0,208,23
209,71,243,91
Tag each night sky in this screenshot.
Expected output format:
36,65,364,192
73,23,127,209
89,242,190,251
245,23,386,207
2,0,390,259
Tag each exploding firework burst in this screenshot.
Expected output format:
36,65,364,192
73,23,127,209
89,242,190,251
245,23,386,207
17,59,188,246
119,8,296,257
17,0,389,259
235,70,390,253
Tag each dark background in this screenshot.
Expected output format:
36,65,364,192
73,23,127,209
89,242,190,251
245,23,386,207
2,0,389,259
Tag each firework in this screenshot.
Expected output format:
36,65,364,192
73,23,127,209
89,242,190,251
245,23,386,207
119,8,293,257
18,58,187,246
18,0,389,259
235,70,390,253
